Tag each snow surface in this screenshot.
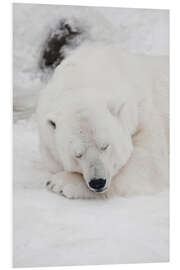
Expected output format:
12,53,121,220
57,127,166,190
13,3,169,267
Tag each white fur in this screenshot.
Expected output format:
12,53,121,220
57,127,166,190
37,45,169,199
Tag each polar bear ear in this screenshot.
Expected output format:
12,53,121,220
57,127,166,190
48,119,56,129
46,114,56,130
108,99,139,136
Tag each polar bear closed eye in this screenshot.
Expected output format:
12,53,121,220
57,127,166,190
37,45,169,199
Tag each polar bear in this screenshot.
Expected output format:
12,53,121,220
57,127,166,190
37,45,169,199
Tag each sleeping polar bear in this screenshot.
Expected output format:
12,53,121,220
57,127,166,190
37,45,169,199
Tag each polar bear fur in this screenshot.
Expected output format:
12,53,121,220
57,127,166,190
37,45,169,199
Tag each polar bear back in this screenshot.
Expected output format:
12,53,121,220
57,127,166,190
37,45,168,124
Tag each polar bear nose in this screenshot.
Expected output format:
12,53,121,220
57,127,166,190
89,178,106,191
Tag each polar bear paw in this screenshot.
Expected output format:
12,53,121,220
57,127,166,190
46,172,103,199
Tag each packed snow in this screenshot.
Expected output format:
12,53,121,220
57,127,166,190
13,3,169,267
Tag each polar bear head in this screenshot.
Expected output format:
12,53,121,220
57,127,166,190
46,98,139,193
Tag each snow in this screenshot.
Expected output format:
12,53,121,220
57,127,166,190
13,3,169,267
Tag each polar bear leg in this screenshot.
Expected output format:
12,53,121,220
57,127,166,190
46,172,107,199
114,134,168,196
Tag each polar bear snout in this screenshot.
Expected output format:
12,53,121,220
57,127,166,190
88,178,107,193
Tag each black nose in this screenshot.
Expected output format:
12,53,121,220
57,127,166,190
89,178,106,190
